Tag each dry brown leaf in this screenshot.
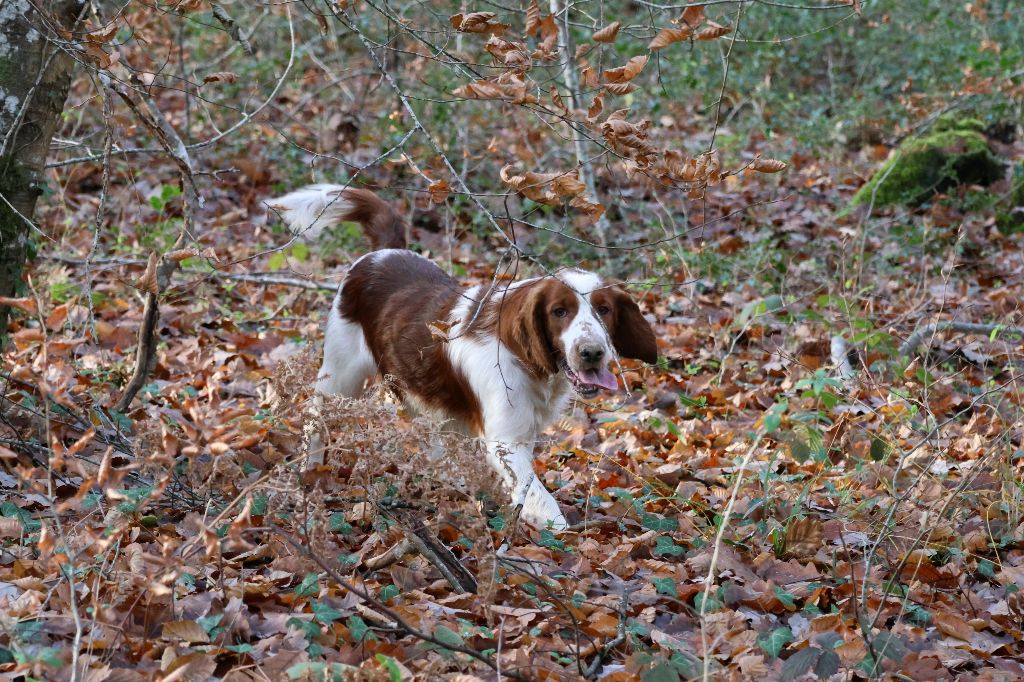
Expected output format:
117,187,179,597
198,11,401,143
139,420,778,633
649,27,692,50
784,517,823,558
697,23,732,41
587,92,604,120
550,86,569,115
0,296,38,315
0,517,21,539
592,21,621,43
580,66,599,89
163,652,216,681
525,0,541,36
604,54,648,83
86,22,119,44
750,158,787,173
202,71,238,85
677,4,706,28
934,611,975,641
428,179,451,204
137,252,159,295
604,82,638,95
451,12,508,34
552,174,586,196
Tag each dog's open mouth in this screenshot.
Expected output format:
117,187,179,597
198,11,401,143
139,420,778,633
560,359,619,398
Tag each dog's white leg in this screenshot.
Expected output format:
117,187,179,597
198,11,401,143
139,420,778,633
307,295,377,468
486,441,568,531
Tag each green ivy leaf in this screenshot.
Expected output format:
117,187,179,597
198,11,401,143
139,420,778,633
347,615,376,643
654,535,684,557
293,572,319,598
311,600,343,624
757,626,793,658
780,646,820,682
653,576,678,598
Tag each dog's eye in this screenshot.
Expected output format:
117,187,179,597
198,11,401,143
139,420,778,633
552,307,568,318
596,305,610,316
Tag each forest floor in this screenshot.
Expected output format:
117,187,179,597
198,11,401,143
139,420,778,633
2,21,1024,682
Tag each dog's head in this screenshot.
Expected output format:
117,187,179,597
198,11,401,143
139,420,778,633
499,271,658,397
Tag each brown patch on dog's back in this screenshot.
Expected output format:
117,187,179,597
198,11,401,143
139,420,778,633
339,251,483,433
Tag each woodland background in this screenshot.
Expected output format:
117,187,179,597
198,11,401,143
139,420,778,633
1,0,1023,680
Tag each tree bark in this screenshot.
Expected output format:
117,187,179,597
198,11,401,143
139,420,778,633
0,1,82,339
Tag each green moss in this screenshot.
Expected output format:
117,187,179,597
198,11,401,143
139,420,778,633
851,120,1004,208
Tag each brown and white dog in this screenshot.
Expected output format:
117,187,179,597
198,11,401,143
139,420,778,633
270,185,657,529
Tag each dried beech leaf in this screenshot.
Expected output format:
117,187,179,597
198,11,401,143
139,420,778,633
550,86,569,115
697,23,732,41
451,12,508,34
580,66,599,89
525,0,541,35
137,253,159,295
587,92,604,120
0,296,38,315
649,27,691,50
202,71,238,85
783,517,823,558
592,21,621,43
604,55,648,83
604,82,637,95
677,5,706,28
428,180,451,204
552,174,586,196
161,620,210,643
750,158,787,173
86,22,119,44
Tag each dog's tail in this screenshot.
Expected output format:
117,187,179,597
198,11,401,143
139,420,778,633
267,184,406,250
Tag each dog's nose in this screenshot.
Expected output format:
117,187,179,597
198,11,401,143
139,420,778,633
578,343,605,364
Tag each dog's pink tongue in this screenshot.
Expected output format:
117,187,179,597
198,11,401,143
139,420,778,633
579,367,620,392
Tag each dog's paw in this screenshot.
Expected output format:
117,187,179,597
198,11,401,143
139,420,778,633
520,483,569,532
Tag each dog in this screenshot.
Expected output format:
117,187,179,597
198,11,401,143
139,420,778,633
270,185,657,529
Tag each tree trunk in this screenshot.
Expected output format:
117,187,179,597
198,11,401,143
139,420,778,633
0,2,82,340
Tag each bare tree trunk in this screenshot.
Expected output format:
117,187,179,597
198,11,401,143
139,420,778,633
0,2,82,339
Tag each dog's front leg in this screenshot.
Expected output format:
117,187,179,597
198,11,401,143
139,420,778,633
486,442,568,531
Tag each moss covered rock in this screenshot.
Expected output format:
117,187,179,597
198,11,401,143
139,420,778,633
851,117,1004,208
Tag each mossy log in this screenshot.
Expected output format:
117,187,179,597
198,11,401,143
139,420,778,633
851,118,1004,208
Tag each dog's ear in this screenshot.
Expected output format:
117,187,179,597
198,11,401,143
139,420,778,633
608,287,658,364
498,282,559,376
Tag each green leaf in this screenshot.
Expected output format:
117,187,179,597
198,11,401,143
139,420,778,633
870,435,889,462
787,434,811,463
432,624,465,651
773,585,798,609
267,250,287,272
285,617,320,640
311,600,343,624
290,242,309,262
642,513,679,532
347,615,376,643
641,662,681,682
814,649,841,679
653,576,678,598
379,584,400,602
294,572,319,598
757,626,793,658
872,631,907,663
538,529,567,551
225,643,255,654
654,535,684,557
780,646,820,682
488,514,506,531
197,613,223,634
375,654,403,682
